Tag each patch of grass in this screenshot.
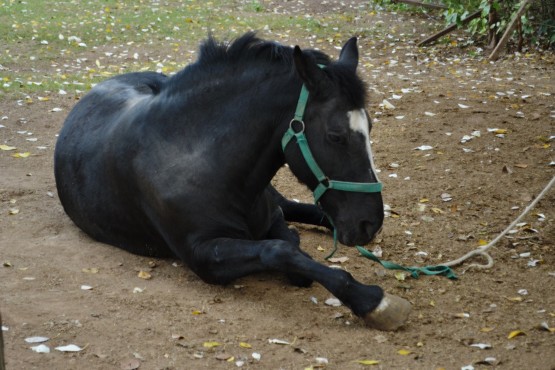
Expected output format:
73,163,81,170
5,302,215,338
0,0,379,96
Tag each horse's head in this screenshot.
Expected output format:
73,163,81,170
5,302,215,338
283,37,384,247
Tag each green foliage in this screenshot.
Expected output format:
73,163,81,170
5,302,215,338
371,0,554,48
441,0,555,48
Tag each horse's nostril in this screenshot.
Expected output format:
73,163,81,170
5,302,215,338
360,220,380,240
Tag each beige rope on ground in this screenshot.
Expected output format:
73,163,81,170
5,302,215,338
441,175,555,272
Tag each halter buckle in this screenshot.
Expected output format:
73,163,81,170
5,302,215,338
289,119,305,134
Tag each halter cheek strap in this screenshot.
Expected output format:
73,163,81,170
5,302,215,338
281,83,383,204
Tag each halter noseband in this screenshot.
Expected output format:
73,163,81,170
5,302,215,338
281,82,383,204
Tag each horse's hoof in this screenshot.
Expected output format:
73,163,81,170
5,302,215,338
363,292,411,331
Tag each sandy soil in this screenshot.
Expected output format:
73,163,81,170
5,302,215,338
1,1,554,369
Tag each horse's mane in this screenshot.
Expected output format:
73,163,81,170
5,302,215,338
164,33,327,93
164,32,366,108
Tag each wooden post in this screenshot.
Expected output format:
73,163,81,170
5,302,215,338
417,10,482,47
0,312,5,370
392,0,448,9
488,0,532,61
487,0,499,49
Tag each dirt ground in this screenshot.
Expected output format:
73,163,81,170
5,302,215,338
1,1,554,369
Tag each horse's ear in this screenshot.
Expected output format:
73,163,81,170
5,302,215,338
293,46,326,92
338,37,358,73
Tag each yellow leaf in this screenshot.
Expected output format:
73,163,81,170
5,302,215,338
227,356,235,362
82,267,99,274
429,300,436,307
394,272,406,281
398,349,412,355
478,239,488,246
355,360,380,365
38,96,50,101
505,296,523,302
11,152,31,158
203,341,221,348
137,270,152,280
191,310,204,315
419,198,429,203
431,207,444,214
239,342,252,348
480,327,495,333
493,129,508,134
0,145,17,151
508,330,525,339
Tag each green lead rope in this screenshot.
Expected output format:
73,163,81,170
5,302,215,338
323,217,457,279
325,216,457,279
324,230,457,280
355,246,457,280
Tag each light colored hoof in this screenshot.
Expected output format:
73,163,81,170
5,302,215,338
363,292,411,331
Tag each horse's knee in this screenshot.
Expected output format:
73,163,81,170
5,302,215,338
259,240,298,269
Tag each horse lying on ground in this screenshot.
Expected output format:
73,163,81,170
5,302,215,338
54,33,411,330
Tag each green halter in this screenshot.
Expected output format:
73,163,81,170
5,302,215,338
280,83,383,203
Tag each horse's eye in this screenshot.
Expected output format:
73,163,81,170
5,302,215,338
327,131,347,145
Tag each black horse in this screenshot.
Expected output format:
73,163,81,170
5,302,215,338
54,33,410,330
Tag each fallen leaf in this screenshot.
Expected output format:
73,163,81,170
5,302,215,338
215,353,233,361
538,322,555,333
203,341,221,348
328,256,349,263
55,344,83,352
480,327,495,333
398,349,412,355
470,343,492,349
325,297,342,307
82,267,99,273
454,313,470,318
137,270,151,280
414,145,433,151
382,99,395,109
508,330,526,339
505,296,523,302
11,152,31,158
25,336,49,343
239,342,252,348
354,359,380,365
394,272,406,281
0,145,17,151
268,338,290,345
31,344,50,353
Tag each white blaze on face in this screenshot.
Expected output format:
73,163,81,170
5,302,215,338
347,109,380,181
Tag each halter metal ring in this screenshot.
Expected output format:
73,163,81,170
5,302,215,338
289,119,305,133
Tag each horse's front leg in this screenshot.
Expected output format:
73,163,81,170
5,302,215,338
268,186,333,230
186,238,411,331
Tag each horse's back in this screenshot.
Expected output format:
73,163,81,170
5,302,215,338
54,71,171,255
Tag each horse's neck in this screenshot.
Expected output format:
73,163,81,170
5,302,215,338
229,76,301,196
